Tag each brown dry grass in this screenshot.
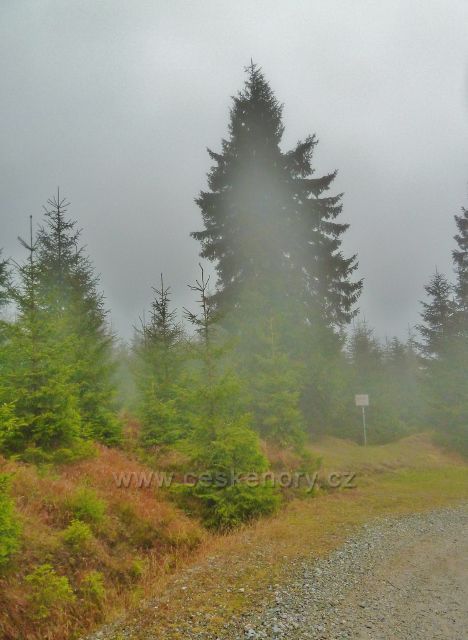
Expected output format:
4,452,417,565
0,432,466,640
0,446,203,640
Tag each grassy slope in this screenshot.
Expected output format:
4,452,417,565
0,446,203,640
309,431,463,473
0,433,466,640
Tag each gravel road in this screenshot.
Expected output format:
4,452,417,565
235,506,468,640
88,505,467,640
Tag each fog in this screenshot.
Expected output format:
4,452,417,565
1,0,468,339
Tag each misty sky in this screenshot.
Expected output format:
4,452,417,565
1,1,468,341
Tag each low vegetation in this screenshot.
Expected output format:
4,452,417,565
0,430,465,640
0,473,20,568
0,441,203,639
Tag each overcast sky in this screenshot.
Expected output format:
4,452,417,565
1,1,468,340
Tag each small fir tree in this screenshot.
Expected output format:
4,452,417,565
134,275,184,445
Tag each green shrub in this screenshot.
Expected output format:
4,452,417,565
0,473,20,568
66,487,106,524
14,440,97,470
193,482,280,530
18,446,52,465
62,519,92,550
129,558,144,580
175,419,281,530
0,402,25,456
194,420,269,476
51,440,98,465
80,570,106,604
25,563,75,619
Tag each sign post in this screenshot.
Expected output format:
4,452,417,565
355,394,369,446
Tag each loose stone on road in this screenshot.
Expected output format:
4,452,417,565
219,506,468,640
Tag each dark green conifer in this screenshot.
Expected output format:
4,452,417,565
1,217,81,454
453,206,468,328
417,271,456,359
36,192,120,444
192,63,362,327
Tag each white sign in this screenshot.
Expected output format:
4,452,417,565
355,394,369,407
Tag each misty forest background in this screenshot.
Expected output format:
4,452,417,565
1,65,467,529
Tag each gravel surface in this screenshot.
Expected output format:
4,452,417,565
87,505,467,640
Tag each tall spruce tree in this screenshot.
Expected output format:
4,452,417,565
453,205,468,327
0,251,9,310
417,263,467,454
449,204,468,453
192,63,362,328
35,192,120,444
0,251,23,447
0,217,81,455
192,63,362,440
417,271,456,359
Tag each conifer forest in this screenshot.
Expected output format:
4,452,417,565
1,4,467,640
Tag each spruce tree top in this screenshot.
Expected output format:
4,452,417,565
36,190,107,327
0,251,10,309
417,271,456,358
192,63,361,327
453,206,468,317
